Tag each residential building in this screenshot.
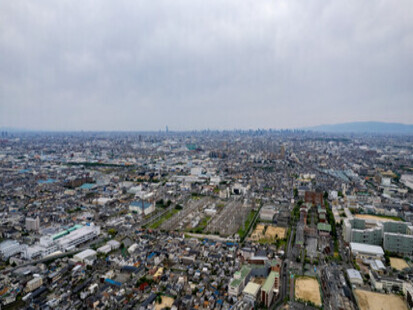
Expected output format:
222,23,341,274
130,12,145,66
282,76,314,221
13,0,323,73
25,216,40,231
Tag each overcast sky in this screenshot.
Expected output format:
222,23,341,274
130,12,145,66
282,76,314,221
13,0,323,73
1,0,412,131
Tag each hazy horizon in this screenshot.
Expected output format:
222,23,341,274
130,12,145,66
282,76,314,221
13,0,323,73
1,1,413,131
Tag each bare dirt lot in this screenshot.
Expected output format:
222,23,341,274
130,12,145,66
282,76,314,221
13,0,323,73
155,296,174,310
355,289,407,310
295,277,321,306
355,214,399,222
265,226,286,239
249,224,265,241
390,257,409,270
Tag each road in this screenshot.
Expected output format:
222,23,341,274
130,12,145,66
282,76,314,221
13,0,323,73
184,233,237,242
2,236,106,274
3,246,89,274
272,224,295,309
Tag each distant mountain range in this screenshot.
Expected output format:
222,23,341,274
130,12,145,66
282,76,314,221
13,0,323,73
305,122,413,134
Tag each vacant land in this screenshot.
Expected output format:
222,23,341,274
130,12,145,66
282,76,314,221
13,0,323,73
265,226,286,239
238,210,257,239
355,214,401,222
295,277,321,306
155,296,174,310
390,257,409,270
148,209,178,229
355,289,407,310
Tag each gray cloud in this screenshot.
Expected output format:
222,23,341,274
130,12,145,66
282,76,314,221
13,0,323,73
1,0,412,130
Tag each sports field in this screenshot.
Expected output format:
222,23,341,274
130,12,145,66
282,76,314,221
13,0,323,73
355,214,400,222
265,226,286,239
155,296,174,310
390,257,409,270
355,289,407,310
295,277,321,306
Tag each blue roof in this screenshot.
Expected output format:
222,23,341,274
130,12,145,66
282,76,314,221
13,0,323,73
131,200,152,209
104,278,122,287
79,183,95,189
38,179,56,184
148,252,156,259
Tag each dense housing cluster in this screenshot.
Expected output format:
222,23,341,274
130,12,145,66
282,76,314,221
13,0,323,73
0,130,412,310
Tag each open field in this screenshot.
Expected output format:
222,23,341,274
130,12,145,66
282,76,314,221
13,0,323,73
265,226,286,239
295,277,321,306
155,296,174,310
355,289,407,310
237,210,257,239
355,214,401,222
148,209,179,229
390,257,409,270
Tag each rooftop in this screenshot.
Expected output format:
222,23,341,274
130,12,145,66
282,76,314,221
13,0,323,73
243,281,261,296
317,223,331,232
347,269,363,281
262,271,278,293
350,242,384,256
